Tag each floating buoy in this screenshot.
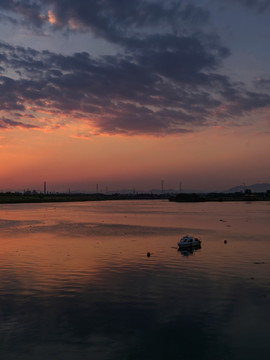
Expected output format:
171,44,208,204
147,252,151,257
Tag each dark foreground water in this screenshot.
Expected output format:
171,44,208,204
0,200,269,359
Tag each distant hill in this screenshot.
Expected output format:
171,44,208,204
225,183,270,193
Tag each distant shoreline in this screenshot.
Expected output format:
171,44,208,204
0,192,168,204
0,191,270,204
169,191,270,202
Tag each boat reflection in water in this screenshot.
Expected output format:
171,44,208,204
177,235,202,256
178,243,201,256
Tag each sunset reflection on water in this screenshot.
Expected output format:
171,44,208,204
0,200,270,359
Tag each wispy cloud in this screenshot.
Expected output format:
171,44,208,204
222,0,270,12
0,116,39,130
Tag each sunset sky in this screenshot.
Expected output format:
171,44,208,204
1,0,270,192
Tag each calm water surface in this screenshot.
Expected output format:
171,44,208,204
0,200,269,359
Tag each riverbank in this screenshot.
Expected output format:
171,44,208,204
1,190,270,204
169,191,270,202
0,192,169,204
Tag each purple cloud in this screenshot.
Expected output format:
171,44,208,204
0,116,39,129
0,2,270,135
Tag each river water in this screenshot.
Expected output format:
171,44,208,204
0,200,269,359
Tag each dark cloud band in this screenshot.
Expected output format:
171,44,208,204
0,1,270,136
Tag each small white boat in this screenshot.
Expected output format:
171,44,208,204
178,235,201,248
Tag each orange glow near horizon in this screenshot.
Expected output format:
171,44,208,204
1,119,270,193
